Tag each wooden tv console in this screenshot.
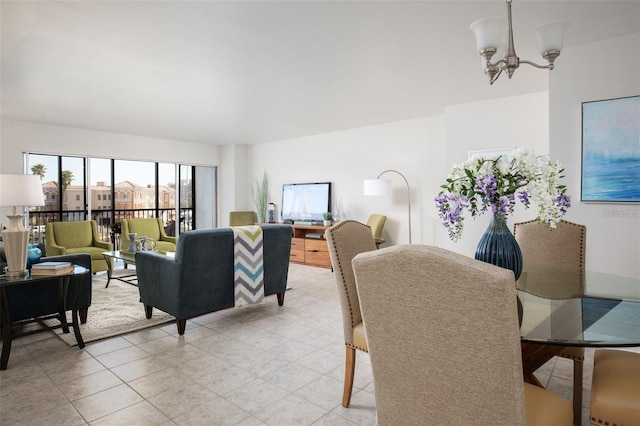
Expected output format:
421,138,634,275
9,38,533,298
287,224,331,268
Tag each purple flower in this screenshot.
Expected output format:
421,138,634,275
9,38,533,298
475,174,498,201
556,193,571,214
491,195,512,217
517,190,530,206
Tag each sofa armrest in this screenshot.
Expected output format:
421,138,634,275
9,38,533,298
135,251,182,314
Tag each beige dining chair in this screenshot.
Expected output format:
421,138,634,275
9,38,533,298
352,244,573,425
514,218,586,424
325,220,377,407
589,349,640,426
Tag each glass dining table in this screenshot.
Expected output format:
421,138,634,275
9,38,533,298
518,268,640,426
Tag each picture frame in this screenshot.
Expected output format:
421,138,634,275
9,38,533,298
581,95,640,203
467,147,515,160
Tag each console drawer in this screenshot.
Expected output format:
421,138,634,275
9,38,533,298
305,239,328,252
305,250,331,267
291,238,305,250
305,239,330,267
290,249,305,263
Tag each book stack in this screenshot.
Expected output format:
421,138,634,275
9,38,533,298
31,261,74,276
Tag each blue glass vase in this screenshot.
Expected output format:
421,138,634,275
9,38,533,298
26,243,43,269
475,214,523,281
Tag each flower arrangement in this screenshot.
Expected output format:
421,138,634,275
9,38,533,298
435,148,571,241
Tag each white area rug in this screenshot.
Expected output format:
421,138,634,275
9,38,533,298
54,270,175,346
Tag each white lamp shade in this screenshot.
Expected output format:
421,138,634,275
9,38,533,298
0,174,45,207
470,17,505,51
534,21,569,53
363,179,391,197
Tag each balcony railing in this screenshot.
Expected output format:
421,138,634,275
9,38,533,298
28,207,193,245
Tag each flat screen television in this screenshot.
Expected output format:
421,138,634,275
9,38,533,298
281,182,331,224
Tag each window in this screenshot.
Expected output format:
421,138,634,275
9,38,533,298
26,153,203,242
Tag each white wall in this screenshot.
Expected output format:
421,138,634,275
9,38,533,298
247,92,548,249
248,116,444,245
219,144,250,227
550,33,640,279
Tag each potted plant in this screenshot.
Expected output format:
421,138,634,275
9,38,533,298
323,212,333,226
252,171,269,223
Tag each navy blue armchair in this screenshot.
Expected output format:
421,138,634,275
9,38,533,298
135,225,292,335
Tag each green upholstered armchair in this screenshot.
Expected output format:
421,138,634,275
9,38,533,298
366,214,387,248
229,211,257,226
121,218,177,253
45,220,113,273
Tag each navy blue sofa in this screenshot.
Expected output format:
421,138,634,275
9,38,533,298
135,225,292,335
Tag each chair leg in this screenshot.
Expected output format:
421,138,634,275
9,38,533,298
573,359,584,426
342,346,356,407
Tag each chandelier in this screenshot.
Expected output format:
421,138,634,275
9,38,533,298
470,0,569,85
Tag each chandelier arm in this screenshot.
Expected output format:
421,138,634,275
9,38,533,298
488,58,507,69
520,59,552,70
489,68,503,85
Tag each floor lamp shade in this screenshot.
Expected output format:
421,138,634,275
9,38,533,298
0,174,45,275
363,179,391,196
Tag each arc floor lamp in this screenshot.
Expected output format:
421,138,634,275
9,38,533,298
363,170,412,244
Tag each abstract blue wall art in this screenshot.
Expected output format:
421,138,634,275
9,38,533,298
582,95,640,202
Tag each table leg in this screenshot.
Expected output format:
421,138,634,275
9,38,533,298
103,254,112,288
1,287,13,370
69,274,85,349
58,276,70,334
521,342,563,385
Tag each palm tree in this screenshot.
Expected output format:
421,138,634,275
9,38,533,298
31,163,46,180
61,170,74,208
61,170,74,192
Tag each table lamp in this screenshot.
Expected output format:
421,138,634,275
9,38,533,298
0,174,45,276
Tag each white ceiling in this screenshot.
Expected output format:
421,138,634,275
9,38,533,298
2,1,639,146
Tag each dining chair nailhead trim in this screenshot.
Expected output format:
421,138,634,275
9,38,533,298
346,342,367,352
591,417,615,426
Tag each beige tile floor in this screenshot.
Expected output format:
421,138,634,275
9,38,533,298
0,263,612,425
